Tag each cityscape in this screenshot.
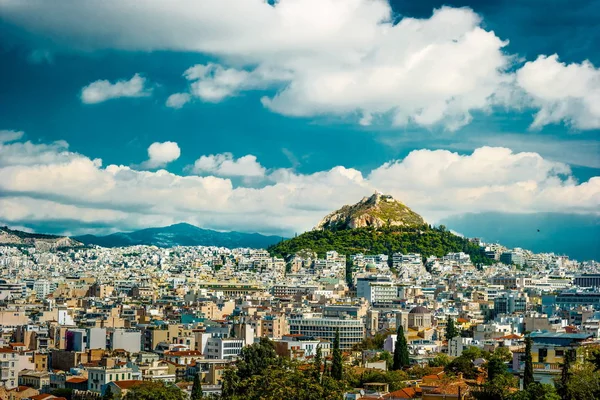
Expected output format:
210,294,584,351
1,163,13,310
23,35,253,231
1,0,599,400
0,192,599,399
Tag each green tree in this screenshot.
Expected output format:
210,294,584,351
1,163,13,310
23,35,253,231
392,325,409,370
313,344,323,382
564,362,600,400
510,383,560,400
446,356,477,379
556,348,574,399
493,346,513,363
429,353,450,367
462,346,483,361
376,350,393,370
191,373,203,400
445,316,459,341
472,374,518,400
103,385,114,400
331,328,343,380
523,336,534,389
124,381,186,400
487,356,507,382
236,337,278,379
589,348,600,371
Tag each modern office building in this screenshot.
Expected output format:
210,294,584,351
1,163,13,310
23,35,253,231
287,317,364,349
574,274,600,288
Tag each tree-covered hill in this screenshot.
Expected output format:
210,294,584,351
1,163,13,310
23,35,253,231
268,225,492,265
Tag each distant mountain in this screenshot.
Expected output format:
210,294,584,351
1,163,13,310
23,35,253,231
441,212,600,261
74,223,284,249
314,192,425,231
0,226,82,251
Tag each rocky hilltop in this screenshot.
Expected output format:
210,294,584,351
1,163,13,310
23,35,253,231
0,226,82,251
314,192,425,231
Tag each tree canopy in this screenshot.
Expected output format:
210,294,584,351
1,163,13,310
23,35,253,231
268,225,493,265
123,381,186,400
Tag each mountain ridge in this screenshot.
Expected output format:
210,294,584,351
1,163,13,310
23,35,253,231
74,223,284,249
0,226,82,250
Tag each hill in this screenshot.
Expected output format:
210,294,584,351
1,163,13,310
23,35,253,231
74,223,284,249
315,192,425,230
268,225,491,265
0,226,82,251
269,193,491,265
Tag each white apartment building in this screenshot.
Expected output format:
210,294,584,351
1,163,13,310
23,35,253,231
205,338,244,360
448,337,474,357
33,279,51,299
357,276,398,304
0,348,18,389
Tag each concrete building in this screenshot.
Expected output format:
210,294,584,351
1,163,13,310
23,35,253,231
494,292,527,315
274,335,331,360
448,337,474,357
87,365,136,394
287,317,364,350
357,276,398,304
0,347,18,389
110,329,141,354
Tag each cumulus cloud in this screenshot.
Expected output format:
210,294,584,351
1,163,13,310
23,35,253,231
190,153,266,178
0,134,597,235
0,130,24,143
1,1,520,130
516,54,600,129
81,73,151,104
165,93,191,109
5,1,597,130
140,141,181,169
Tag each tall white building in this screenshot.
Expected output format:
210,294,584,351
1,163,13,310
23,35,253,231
33,280,51,299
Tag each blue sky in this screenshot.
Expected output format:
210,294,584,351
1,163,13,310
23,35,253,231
0,0,598,238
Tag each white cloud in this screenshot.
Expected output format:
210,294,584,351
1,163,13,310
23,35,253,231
190,153,266,178
0,135,597,236
81,73,151,104
516,54,600,129
182,63,290,103
165,93,191,109
0,130,24,143
2,1,522,130
141,141,181,169
6,1,598,130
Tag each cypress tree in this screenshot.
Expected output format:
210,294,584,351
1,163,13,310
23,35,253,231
393,325,410,370
102,385,114,400
523,336,534,388
558,348,574,398
445,316,459,341
331,328,343,380
191,372,203,400
313,344,323,382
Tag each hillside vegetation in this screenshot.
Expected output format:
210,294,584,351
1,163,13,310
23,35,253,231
269,225,492,265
